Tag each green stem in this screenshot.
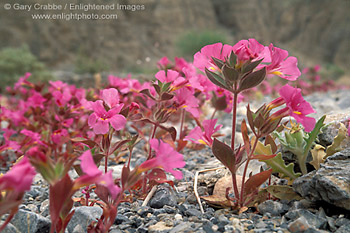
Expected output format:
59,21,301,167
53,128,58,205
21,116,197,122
299,155,308,175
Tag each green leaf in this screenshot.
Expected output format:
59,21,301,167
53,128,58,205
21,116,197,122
261,153,301,180
205,68,231,91
228,51,237,67
222,64,239,83
304,115,326,154
212,138,235,174
242,59,263,74
325,123,347,157
238,67,266,92
266,185,302,201
211,57,224,70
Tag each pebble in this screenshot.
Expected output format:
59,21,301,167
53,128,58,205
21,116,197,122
149,186,177,208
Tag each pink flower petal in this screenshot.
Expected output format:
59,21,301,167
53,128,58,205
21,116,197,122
109,114,127,131
93,119,110,135
101,88,119,108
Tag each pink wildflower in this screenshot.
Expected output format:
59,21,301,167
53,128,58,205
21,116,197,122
232,39,269,64
75,150,121,199
174,88,200,118
0,157,36,192
270,84,316,132
265,44,301,81
184,119,222,146
27,91,46,109
157,57,171,69
88,100,126,135
139,139,185,179
14,72,32,90
21,129,47,147
101,88,120,108
52,88,72,107
51,129,69,145
155,70,187,90
193,43,233,72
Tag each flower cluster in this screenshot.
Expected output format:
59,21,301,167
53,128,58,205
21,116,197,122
0,37,331,230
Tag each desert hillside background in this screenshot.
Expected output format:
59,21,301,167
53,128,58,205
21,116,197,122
0,0,349,87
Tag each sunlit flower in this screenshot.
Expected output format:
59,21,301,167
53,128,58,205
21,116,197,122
88,100,126,135
184,119,222,146
0,157,36,192
269,84,316,132
193,43,233,72
139,139,185,179
265,44,301,81
174,88,200,118
74,150,121,199
232,38,269,65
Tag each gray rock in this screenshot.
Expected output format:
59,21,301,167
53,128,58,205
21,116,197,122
335,223,350,233
136,206,153,217
185,209,202,218
114,214,130,225
293,149,350,211
66,206,102,233
285,209,327,229
257,200,289,216
335,217,350,228
10,209,51,233
149,187,177,208
169,222,192,233
288,216,312,233
1,222,20,233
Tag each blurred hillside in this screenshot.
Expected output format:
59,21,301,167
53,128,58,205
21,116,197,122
0,0,349,76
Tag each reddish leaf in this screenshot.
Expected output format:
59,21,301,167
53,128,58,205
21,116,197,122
238,67,266,92
161,93,174,101
71,137,97,149
176,139,188,152
246,104,256,135
250,154,277,160
147,168,174,188
241,120,250,154
140,89,156,101
108,139,131,155
212,139,235,174
265,135,277,154
243,169,272,196
49,174,74,232
158,125,177,141
121,165,130,189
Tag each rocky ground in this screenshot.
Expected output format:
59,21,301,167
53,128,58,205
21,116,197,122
2,89,350,233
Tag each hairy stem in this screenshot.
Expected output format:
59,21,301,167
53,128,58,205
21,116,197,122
179,108,185,139
210,109,217,120
240,136,259,206
231,92,239,149
147,125,158,160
